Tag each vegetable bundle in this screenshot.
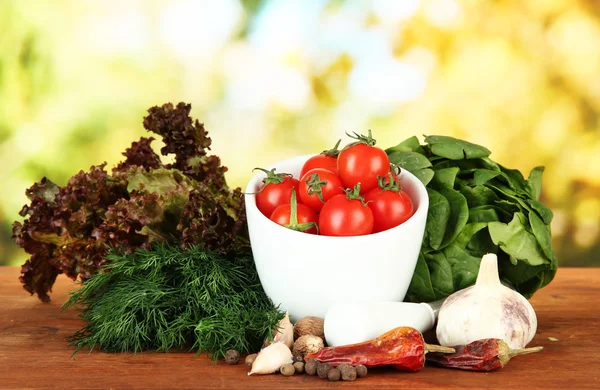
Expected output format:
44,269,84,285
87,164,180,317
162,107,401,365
12,102,249,302
63,245,283,358
386,135,557,302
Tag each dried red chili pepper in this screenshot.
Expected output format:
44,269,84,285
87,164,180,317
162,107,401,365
304,327,454,371
426,338,543,372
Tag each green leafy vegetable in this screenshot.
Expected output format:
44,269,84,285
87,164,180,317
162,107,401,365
405,254,435,303
424,135,491,160
13,102,248,302
488,212,549,266
63,245,283,358
387,135,557,301
388,150,434,185
424,188,450,250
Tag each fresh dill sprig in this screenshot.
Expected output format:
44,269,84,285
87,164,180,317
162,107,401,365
62,245,284,359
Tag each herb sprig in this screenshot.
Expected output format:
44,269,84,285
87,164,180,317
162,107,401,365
63,245,283,359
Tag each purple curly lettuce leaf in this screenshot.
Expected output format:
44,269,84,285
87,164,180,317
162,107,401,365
12,164,129,301
178,185,249,256
92,167,194,250
55,163,129,233
142,102,228,186
18,249,58,303
25,177,60,203
113,137,163,175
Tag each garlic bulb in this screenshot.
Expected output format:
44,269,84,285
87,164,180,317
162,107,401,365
263,312,293,349
436,253,537,349
248,342,293,375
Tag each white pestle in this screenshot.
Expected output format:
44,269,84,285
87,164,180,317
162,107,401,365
324,299,444,346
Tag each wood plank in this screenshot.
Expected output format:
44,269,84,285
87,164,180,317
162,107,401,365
1,267,599,389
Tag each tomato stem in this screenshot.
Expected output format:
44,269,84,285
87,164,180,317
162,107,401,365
284,189,319,233
305,173,328,203
377,172,402,193
321,139,342,158
345,129,377,147
344,183,369,207
253,167,292,186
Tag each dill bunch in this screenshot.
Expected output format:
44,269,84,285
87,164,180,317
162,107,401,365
63,245,284,359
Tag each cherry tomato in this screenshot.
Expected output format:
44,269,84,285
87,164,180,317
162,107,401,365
319,184,374,236
254,167,299,218
270,190,319,234
337,131,390,194
364,174,414,233
300,140,341,177
298,168,344,213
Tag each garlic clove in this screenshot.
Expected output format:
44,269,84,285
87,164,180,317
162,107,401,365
248,342,293,375
263,312,293,349
436,253,538,350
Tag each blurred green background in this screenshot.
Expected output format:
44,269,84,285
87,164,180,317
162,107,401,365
1,0,599,267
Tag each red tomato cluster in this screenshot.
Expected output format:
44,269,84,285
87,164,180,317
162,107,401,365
255,131,414,236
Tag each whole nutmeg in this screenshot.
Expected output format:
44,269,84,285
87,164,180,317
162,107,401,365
293,316,325,341
293,361,304,374
224,349,240,365
293,335,324,356
340,364,357,381
317,362,332,379
355,364,368,378
305,359,318,376
328,368,341,381
280,363,295,376
245,353,257,367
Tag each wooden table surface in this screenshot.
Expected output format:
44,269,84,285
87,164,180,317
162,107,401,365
1,266,599,389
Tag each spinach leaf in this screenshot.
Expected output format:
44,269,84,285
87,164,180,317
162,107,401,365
424,135,491,160
443,244,481,290
430,167,460,189
454,222,489,248
499,256,547,285
527,198,554,224
388,151,434,185
437,187,469,249
489,182,553,225
488,212,550,266
497,164,527,192
466,228,498,257
473,169,502,186
526,166,545,201
424,188,451,250
529,211,554,261
435,159,487,172
385,136,426,155
457,182,501,208
493,199,521,218
424,252,454,299
405,254,436,303
467,206,500,223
